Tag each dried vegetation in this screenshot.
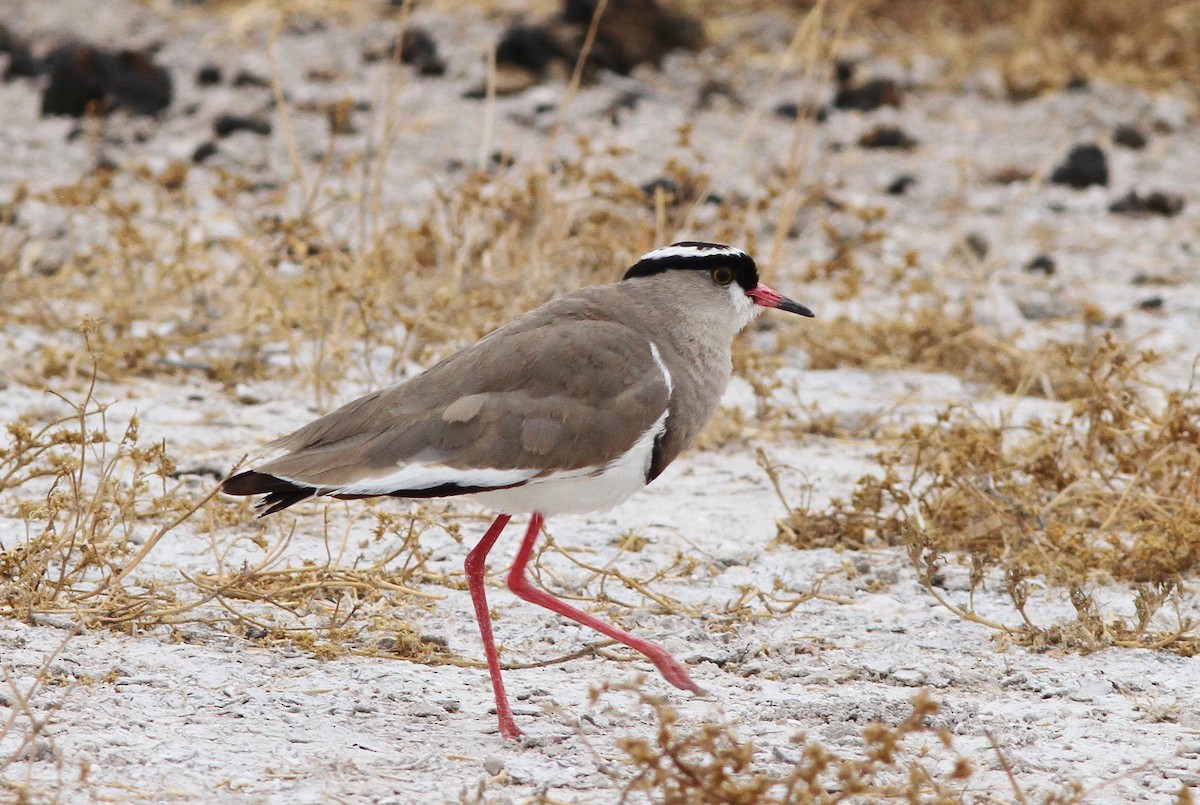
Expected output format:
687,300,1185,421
592,685,1125,805
1,0,1198,799
777,333,1200,654
855,0,1200,97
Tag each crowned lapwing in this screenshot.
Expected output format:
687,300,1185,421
222,241,813,739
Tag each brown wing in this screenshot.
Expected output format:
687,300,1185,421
222,293,670,511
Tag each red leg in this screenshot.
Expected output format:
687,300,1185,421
464,513,521,739
507,513,703,694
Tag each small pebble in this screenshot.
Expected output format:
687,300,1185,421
885,174,916,195
192,141,218,163
1024,254,1056,275
483,756,505,776
399,27,445,76
214,114,272,138
1049,143,1108,189
1109,190,1184,217
1112,124,1147,149
858,125,918,149
196,64,222,86
834,76,902,111
963,231,989,259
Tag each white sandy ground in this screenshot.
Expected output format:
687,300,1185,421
2,1,1200,802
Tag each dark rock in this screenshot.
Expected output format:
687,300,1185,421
399,27,445,76
830,60,901,111
1108,190,1184,217
41,44,172,117
232,69,269,88
834,77,901,112
612,90,640,110
106,50,172,115
773,101,799,119
885,174,915,195
963,232,989,260
213,114,272,138
495,23,564,75
196,64,222,86
192,141,218,163
857,125,917,150
640,176,720,206
1113,125,1147,149
642,176,681,201
1065,75,1089,91
494,0,704,81
1049,143,1107,189
1024,254,1056,275
772,101,826,122
1,24,42,80
1136,296,1164,311
362,27,448,76
565,0,704,74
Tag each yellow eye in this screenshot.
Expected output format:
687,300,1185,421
711,266,735,286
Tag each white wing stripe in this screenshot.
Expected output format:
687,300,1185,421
649,342,673,396
311,465,540,497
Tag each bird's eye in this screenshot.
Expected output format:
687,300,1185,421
711,266,735,286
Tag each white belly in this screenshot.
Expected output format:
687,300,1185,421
468,409,667,516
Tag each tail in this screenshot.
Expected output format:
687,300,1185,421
222,468,531,516
221,470,317,516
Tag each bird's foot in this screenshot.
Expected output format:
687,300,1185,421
497,713,523,740
652,652,705,696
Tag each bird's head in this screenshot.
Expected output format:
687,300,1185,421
623,242,814,328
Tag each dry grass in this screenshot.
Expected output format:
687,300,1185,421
0,355,207,624
3,143,751,402
683,1,1198,96
833,0,1200,96
0,0,1193,679
599,686,1074,805
795,301,1108,401
777,335,1200,654
1,1,1198,799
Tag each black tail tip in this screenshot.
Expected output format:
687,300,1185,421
221,469,270,496
221,470,316,516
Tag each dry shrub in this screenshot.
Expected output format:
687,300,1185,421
684,0,1197,94
0,364,452,650
0,355,205,624
183,507,446,658
795,296,1111,401
852,0,1200,95
607,687,983,805
780,335,1200,653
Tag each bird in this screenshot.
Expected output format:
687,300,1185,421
221,241,813,739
